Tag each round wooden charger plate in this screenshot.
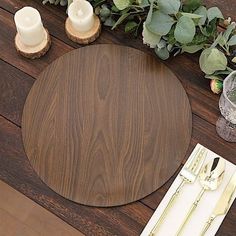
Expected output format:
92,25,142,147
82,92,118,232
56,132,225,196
22,44,192,207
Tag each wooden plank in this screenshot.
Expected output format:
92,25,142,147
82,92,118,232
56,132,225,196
0,60,34,125
0,115,153,236
166,54,220,125
0,180,84,236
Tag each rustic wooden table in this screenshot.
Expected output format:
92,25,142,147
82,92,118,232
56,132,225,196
0,0,235,235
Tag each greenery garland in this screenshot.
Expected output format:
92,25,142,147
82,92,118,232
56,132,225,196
43,0,236,94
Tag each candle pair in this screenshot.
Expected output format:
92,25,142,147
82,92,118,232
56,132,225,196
14,0,95,47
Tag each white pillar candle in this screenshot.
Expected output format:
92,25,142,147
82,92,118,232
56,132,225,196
68,0,94,32
14,7,45,46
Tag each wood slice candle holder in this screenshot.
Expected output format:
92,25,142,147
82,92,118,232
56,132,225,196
65,15,101,44
15,28,51,59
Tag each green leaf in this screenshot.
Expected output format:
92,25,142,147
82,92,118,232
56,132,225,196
207,7,224,22
100,8,111,17
125,21,138,32
167,27,176,44
194,6,207,25
174,16,196,44
180,12,203,18
182,0,202,12
104,17,116,27
142,23,161,48
157,39,167,49
111,5,120,12
146,10,175,36
219,37,227,48
223,23,236,41
213,70,231,76
121,7,130,14
205,18,218,36
212,32,232,49
113,0,130,10
167,44,173,51
137,0,149,7
92,0,105,7
182,44,203,53
190,32,208,45
200,18,218,37
146,0,154,24
211,32,224,48
112,13,130,29
60,0,67,6
68,0,73,6
205,74,222,80
127,15,135,21
158,0,180,15
199,48,227,74
155,46,170,60
228,35,236,46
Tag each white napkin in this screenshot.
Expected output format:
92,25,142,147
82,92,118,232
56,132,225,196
141,143,236,236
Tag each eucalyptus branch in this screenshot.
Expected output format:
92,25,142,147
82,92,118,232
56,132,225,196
43,0,236,93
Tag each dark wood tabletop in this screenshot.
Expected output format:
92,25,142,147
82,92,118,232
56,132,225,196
0,0,235,235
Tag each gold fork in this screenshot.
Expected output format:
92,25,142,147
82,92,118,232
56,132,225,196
149,146,207,236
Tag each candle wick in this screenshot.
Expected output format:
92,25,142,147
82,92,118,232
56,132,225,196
77,9,84,17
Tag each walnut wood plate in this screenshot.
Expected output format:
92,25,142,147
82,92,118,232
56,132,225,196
22,44,192,207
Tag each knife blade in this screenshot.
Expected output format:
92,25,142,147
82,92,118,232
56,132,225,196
213,171,236,216
200,171,236,236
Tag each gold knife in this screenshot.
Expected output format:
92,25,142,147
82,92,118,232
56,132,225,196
200,171,236,236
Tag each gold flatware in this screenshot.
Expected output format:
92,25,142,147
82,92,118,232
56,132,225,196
176,157,225,236
149,147,207,236
200,171,236,236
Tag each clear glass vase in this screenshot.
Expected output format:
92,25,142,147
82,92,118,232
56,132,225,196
216,71,236,142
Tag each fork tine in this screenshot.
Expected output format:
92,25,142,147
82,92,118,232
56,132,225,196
184,147,201,169
180,147,207,184
190,147,207,175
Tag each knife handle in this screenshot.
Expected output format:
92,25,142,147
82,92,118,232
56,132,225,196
200,215,216,236
149,179,186,236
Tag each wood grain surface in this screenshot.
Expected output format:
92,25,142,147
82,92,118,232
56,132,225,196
0,0,235,235
0,180,83,236
22,44,192,207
